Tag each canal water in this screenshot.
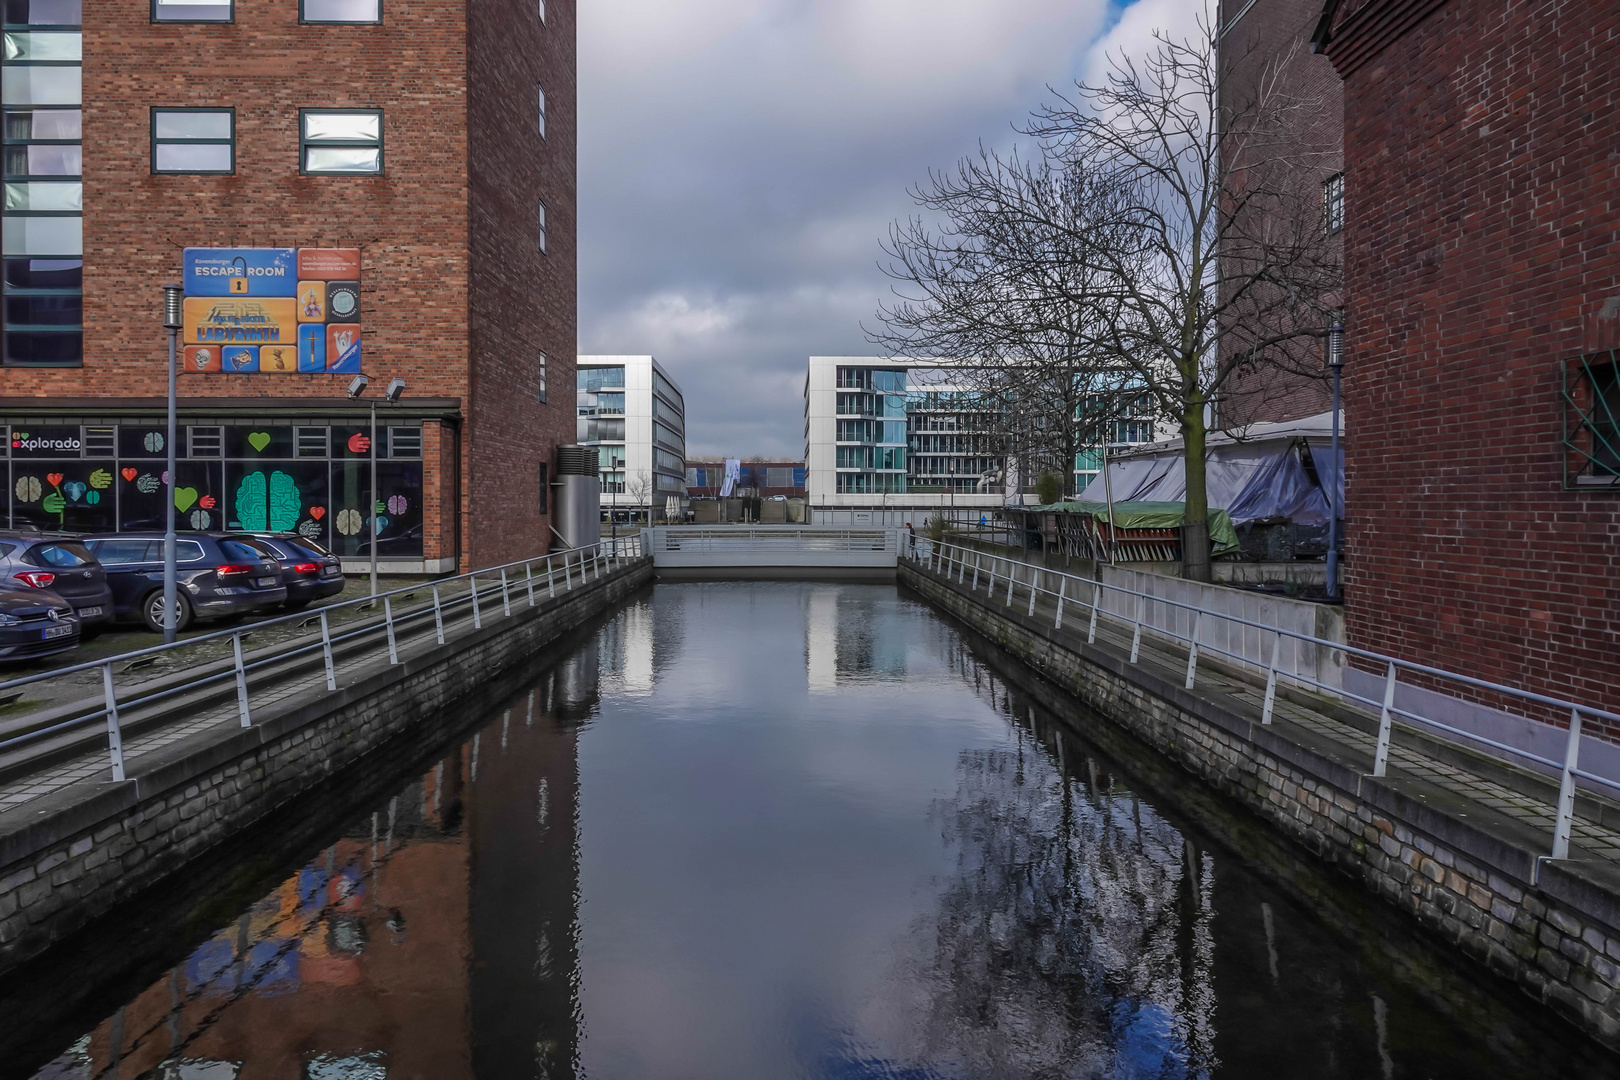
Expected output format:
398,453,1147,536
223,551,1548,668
9,582,1614,1079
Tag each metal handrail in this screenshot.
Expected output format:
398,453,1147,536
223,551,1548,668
914,537,1616,863
0,534,645,788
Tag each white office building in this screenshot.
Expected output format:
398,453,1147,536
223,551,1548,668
577,355,688,523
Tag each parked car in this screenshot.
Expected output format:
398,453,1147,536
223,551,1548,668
0,586,79,661
0,533,114,630
82,533,289,632
232,532,346,610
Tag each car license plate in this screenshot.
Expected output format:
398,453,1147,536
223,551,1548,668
255,576,278,587
77,606,103,618
322,567,342,577
42,624,72,640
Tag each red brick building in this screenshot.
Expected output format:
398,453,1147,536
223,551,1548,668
1316,0,1620,718
0,0,575,571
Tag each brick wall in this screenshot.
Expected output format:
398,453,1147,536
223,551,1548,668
1215,0,1342,428
466,0,577,567
1324,0,1620,724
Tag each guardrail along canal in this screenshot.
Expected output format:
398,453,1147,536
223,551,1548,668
8,583,1611,1078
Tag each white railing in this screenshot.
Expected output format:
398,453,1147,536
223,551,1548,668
644,526,899,553
0,534,645,789
914,538,1620,865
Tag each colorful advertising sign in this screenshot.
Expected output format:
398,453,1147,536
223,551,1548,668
181,247,361,375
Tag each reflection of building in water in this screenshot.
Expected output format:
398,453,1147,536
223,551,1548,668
555,635,601,722
803,586,910,691
30,683,583,1080
600,600,654,695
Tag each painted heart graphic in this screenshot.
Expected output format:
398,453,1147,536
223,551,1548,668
174,487,199,512
372,515,389,532
89,469,112,490
121,468,138,482
247,432,271,453
63,482,86,501
199,495,216,510
45,473,62,488
309,506,326,520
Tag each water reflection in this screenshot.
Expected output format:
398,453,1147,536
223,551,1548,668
14,584,1611,1079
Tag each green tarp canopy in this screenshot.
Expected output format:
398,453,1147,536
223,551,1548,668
1019,500,1240,556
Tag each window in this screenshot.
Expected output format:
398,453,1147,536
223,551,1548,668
151,108,232,173
387,426,421,457
537,199,546,253
299,109,381,174
152,0,230,22
536,84,545,139
186,426,222,456
300,0,378,23
577,366,623,391
1323,172,1344,234
537,462,548,513
1563,350,1620,486
537,351,547,403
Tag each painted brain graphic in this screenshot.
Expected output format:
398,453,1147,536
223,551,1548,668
387,495,408,515
14,476,40,503
143,432,164,453
234,471,301,532
189,509,212,530
335,508,364,536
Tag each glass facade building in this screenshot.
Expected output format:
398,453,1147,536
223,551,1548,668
577,355,686,521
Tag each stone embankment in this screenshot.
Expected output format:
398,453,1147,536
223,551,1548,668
901,557,1620,1050
0,557,652,973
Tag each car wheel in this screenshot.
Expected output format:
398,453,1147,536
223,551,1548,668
142,591,193,634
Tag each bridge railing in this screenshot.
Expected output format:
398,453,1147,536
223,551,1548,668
642,526,900,554
0,533,646,790
914,537,1620,866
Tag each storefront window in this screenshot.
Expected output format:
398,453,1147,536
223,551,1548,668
0,421,424,555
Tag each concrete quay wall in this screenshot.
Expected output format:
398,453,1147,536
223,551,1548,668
901,561,1620,1050
0,559,653,975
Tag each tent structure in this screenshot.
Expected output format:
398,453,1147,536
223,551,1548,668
1076,412,1343,530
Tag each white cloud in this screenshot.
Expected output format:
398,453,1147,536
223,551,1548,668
579,0,1209,458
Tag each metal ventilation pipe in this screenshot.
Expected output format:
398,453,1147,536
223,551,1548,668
554,444,601,550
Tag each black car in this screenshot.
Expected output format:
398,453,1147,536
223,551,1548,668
233,532,346,610
83,533,289,632
0,586,79,661
0,533,115,630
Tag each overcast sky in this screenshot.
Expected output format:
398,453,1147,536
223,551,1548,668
578,0,1199,460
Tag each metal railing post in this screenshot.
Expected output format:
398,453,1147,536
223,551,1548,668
232,631,252,726
500,569,512,616
974,553,983,591
320,610,337,691
384,595,399,665
957,548,966,584
1055,577,1066,629
525,562,537,606
564,553,573,590
1027,568,1038,617
1373,661,1397,777
1552,708,1583,860
1130,593,1145,664
432,584,446,644
1005,562,1014,606
1184,610,1202,689
546,555,556,598
102,662,125,781
471,574,483,629
1087,580,1100,644
1261,631,1281,725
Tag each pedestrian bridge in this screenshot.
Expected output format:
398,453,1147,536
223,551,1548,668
639,526,905,579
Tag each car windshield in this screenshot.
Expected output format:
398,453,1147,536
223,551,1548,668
220,538,276,562
28,542,96,568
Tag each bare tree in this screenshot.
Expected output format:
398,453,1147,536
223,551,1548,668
870,150,1138,500
625,469,654,524
1026,11,1341,579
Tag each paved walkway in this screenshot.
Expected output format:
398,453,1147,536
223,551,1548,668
911,553,1620,866
0,557,623,817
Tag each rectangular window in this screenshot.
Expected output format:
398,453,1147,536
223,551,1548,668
300,0,378,23
295,426,329,457
536,84,545,139
387,426,421,458
151,107,232,174
537,199,547,253
537,462,548,513
537,351,547,403
577,366,623,391
152,0,231,22
186,425,222,456
1323,172,1344,234
1564,351,1620,485
300,108,381,174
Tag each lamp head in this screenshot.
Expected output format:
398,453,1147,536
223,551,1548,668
1327,321,1345,368
346,374,370,399
385,377,406,403
162,285,183,330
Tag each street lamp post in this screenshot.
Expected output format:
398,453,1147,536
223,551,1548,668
1325,321,1345,600
347,374,406,597
161,285,183,644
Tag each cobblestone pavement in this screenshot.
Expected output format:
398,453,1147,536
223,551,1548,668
917,553,1620,866
0,556,619,816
